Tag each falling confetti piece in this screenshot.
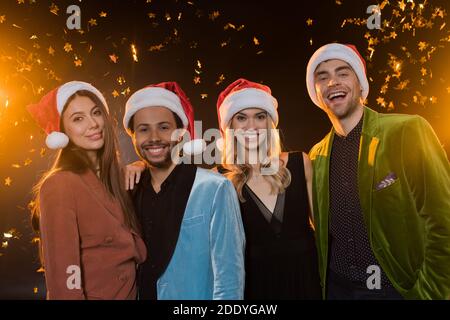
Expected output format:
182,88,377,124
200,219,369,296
109,54,118,63
33,287,38,294
306,18,313,26
48,46,55,56
0,15,6,24
112,90,119,98
5,177,12,186
99,11,107,18
88,18,97,27
216,74,225,85
64,43,73,53
193,76,201,84
121,87,131,96
418,41,428,51
74,58,82,67
117,76,126,85
131,44,138,62
209,11,220,21
49,3,59,15
200,94,208,99
149,44,164,52
253,37,260,46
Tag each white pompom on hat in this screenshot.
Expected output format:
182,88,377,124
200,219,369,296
27,81,109,149
306,43,369,107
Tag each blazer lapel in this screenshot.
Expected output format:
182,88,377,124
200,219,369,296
312,129,333,273
79,169,123,223
357,107,380,234
153,164,197,279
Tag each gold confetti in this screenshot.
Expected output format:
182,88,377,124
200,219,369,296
12,164,21,169
193,76,201,84
376,97,386,107
121,87,131,96
398,0,406,11
148,13,156,19
24,158,32,166
117,76,126,85
48,46,55,56
418,41,428,51
49,3,59,15
209,11,220,21
17,0,25,4
165,13,171,21
224,23,236,30
4,177,12,186
99,11,107,18
306,18,313,26
88,18,97,27
0,15,6,23
149,44,164,52
109,54,118,63
40,148,46,157
131,44,138,62
112,90,119,98
216,74,225,85
200,93,208,99
429,96,437,103
64,43,73,53
33,287,38,294
74,58,82,67
253,37,260,46
420,67,427,76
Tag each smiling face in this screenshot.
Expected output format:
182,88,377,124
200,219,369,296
61,95,105,152
230,108,269,151
314,59,363,120
131,106,182,169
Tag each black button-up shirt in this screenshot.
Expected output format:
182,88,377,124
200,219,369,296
328,116,393,288
138,164,183,299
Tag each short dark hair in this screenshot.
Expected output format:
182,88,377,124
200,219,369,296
128,110,184,133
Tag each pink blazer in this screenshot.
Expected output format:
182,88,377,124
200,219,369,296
39,169,147,300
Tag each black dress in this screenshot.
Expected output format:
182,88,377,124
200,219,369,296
221,152,321,299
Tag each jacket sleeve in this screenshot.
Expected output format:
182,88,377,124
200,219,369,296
403,116,450,299
209,179,246,300
39,173,86,300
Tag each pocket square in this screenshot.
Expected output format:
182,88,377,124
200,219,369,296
375,172,398,191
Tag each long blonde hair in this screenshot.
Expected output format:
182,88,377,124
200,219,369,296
221,117,291,202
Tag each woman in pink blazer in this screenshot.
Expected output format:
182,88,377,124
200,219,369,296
27,81,146,300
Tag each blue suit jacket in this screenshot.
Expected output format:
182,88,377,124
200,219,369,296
154,168,245,300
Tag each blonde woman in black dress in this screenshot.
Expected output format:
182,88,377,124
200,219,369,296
214,78,321,299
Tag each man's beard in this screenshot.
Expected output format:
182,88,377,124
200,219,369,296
136,141,178,169
329,92,361,120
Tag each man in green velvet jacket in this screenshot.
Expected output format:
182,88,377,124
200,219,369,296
306,43,450,299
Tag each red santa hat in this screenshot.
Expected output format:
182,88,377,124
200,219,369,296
27,81,108,150
123,81,205,155
216,78,278,133
306,43,369,107
215,78,278,151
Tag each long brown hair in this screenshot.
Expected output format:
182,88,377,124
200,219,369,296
31,90,140,238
